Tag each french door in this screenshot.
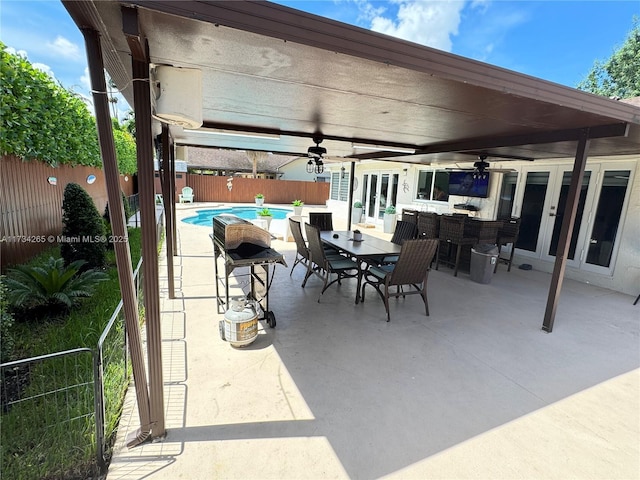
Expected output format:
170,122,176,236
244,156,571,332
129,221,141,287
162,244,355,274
512,162,632,273
362,172,399,223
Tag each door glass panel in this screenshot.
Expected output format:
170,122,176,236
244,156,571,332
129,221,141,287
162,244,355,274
367,174,378,218
362,174,369,206
390,174,399,207
517,172,549,252
497,172,518,219
379,174,390,218
548,171,591,259
586,170,630,267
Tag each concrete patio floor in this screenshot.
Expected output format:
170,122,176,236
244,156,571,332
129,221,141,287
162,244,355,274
108,204,639,480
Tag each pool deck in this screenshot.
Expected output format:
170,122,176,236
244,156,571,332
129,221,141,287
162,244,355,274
110,202,640,480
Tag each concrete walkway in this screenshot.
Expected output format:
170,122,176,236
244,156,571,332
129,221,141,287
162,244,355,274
107,204,639,480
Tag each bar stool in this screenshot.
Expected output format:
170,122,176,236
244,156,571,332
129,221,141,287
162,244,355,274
416,212,440,239
494,217,521,272
436,215,478,276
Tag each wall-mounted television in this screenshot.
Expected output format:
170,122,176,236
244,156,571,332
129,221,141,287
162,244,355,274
448,171,490,198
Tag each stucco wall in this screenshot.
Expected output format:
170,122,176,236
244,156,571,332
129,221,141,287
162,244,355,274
328,155,640,297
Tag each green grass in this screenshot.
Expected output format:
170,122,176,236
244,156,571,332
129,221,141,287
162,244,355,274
1,227,142,480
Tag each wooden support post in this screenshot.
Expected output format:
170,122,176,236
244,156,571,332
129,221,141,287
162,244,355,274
542,129,591,333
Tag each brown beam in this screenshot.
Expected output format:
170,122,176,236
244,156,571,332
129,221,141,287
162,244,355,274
122,5,147,62
161,125,175,299
342,124,628,161
81,27,152,448
542,129,591,333
200,121,420,150
126,8,166,437
348,161,356,229
169,144,178,252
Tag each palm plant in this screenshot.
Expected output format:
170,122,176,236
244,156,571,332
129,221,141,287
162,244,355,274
4,257,108,313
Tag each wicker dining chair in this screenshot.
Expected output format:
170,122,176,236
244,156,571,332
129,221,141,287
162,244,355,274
378,220,417,264
436,215,478,276
288,218,311,278
494,217,521,272
360,238,439,322
303,223,359,301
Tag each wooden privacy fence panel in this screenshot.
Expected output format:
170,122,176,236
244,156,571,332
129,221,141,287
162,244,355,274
185,175,330,205
0,155,131,269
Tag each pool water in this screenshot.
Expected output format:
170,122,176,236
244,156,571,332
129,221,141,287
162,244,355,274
182,207,293,226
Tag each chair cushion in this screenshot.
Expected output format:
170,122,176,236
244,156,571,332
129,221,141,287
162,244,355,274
327,257,359,270
368,264,395,279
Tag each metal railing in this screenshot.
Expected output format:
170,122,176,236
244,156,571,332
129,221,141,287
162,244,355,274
0,257,144,479
1,348,97,479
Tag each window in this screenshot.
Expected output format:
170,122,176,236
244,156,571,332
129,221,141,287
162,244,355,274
330,171,350,201
416,170,449,201
330,172,340,200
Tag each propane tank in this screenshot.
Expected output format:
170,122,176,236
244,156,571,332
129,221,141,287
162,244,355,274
220,297,258,347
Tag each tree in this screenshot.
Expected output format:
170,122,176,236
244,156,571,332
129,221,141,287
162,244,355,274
577,17,640,99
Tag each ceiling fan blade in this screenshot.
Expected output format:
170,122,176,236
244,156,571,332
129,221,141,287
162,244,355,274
462,151,535,162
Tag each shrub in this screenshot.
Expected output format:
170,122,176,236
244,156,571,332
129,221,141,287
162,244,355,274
3,257,108,317
0,278,16,362
353,201,363,208
385,205,396,214
61,183,107,269
255,193,264,199
257,208,272,217
292,199,304,206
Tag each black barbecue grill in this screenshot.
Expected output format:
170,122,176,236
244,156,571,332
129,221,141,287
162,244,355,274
210,214,286,327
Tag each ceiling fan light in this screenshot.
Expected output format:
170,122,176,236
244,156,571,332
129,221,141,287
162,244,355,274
306,159,314,173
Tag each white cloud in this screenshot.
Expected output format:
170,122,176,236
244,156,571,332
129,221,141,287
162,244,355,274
46,36,82,61
5,46,28,58
369,0,465,51
80,67,92,91
32,62,56,78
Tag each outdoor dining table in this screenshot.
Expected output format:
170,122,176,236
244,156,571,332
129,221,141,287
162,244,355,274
320,230,402,303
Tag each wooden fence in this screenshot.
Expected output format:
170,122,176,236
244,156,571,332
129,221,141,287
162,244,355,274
185,174,329,205
0,155,132,269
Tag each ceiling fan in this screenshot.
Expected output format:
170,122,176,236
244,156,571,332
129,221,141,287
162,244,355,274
305,131,327,174
447,154,517,174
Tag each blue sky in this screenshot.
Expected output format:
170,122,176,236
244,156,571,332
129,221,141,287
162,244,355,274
2,0,637,118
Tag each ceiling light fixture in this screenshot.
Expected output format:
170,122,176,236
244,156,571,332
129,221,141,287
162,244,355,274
184,128,280,140
352,143,415,154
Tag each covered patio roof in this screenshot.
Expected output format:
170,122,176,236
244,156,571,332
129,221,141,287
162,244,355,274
65,0,639,164
62,0,640,445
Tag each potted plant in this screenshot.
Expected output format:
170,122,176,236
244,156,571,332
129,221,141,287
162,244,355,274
383,205,397,233
255,193,264,206
292,199,304,216
257,207,273,229
352,201,363,224
353,229,362,242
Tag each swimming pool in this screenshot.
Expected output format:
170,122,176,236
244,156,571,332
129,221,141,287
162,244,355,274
182,206,293,226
